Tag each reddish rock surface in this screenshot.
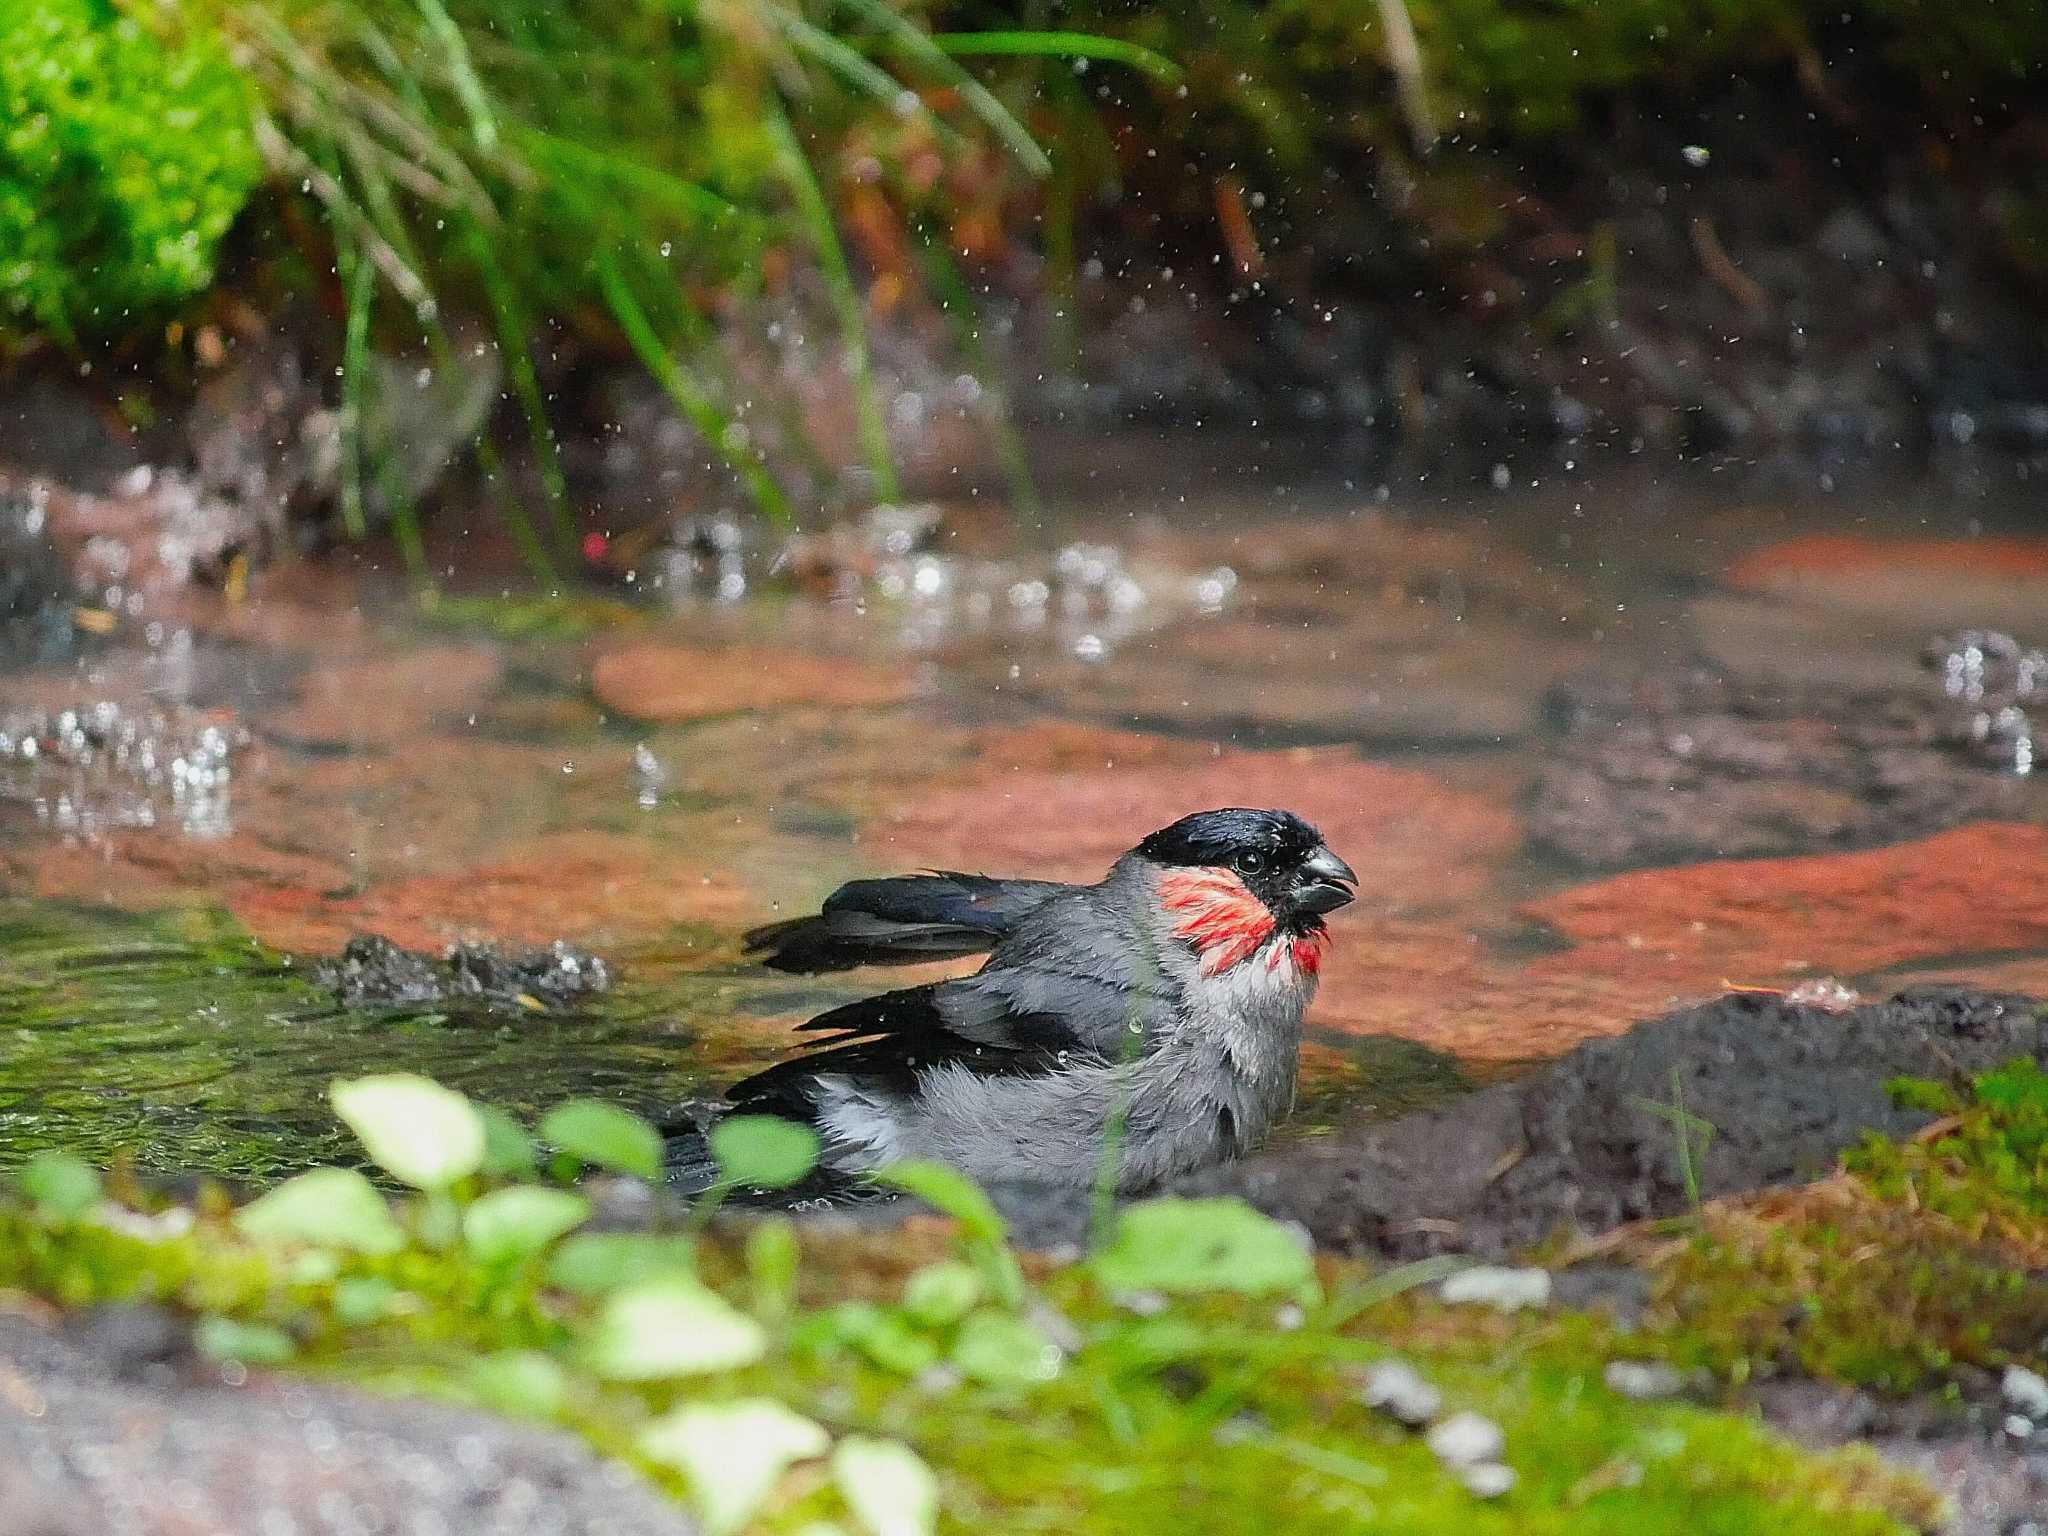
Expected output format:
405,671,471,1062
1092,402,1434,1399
1726,534,2048,591
590,642,915,722
265,645,503,748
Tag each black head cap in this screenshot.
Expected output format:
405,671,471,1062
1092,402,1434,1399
1136,807,1356,924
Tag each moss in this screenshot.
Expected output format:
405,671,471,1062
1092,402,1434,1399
1636,1060,2048,1395
0,0,259,346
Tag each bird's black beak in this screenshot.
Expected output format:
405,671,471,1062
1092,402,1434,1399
1291,844,1357,914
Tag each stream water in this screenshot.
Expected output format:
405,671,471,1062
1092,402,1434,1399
3,445,2045,1180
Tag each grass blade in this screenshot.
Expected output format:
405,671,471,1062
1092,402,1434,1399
338,241,375,542
930,29,1183,86
596,255,794,526
836,0,1051,175
911,222,1039,521
766,107,900,505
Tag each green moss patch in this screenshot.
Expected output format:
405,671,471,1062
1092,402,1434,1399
1636,1057,2048,1396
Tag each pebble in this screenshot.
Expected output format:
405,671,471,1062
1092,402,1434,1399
1603,1360,1686,1400
1438,1266,1553,1313
1359,1361,1443,1428
2003,1364,2048,1420
1457,1462,1518,1500
1425,1411,1505,1467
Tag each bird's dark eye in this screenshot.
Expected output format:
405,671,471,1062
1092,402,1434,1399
1234,849,1267,875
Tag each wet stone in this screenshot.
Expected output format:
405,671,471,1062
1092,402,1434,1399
1438,1266,1552,1313
318,934,613,1011
1358,1360,1442,1427
1425,1411,1505,1467
1529,653,2039,869
0,1312,693,1536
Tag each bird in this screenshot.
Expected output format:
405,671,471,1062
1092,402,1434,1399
724,807,1356,1193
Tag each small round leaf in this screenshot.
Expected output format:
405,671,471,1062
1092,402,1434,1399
462,1186,591,1266
234,1167,404,1255
331,1074,485,1189
1089,1198,1318,1300
710,1115,820,1190
901,1262,981,1328
833,1436,938,1536
544,1232,696,1296
540,1099,663,1180
19,1151,101,1220
640,1398,829,1536
584,1278,765,1378
951,1310,1062,1388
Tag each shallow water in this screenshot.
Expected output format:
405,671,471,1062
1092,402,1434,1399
4,446,2047,1178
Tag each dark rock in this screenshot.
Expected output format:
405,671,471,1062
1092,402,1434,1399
317,934,446,1007
0,1313,694,1536
1186,985,2046,1259
319,934,612,1011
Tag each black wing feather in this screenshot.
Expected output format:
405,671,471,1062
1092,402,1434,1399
724,980,1088,1120
744,873,1065,973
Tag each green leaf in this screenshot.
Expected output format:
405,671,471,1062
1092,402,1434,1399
332,1276,398,1326
814,1302,938,1376
951,1310,1061,1388
1090,1198,1319,1300
540,1099,663,1180
195,1317,296,1365
545,1232,696,1296
833,1437,938,1536
747,1217,800,1318
901,1262,981,1328
710,1115,820,1190
478,1106,538,1177
639,1398,830,1536
875,1161,1005,1242
330,1074,485,1189
233,1167,404,1255
462,1186,591,1266
470,1350,567,1419
18,1151,100,1220
584,1278,765,1378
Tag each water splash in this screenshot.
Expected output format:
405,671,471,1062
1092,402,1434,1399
0,700,240,839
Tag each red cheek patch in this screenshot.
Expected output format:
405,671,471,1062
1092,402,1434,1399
1160,867,1276,975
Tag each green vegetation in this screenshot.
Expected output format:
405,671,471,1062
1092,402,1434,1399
0,0,259,344
0,1071,1950,1533
1646,1058,2048,1395
8,0,2046,563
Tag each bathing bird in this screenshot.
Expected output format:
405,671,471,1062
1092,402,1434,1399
726,808,1355,1192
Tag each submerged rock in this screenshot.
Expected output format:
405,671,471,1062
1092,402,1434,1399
319,933,612,1011
1529,655,2038,868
